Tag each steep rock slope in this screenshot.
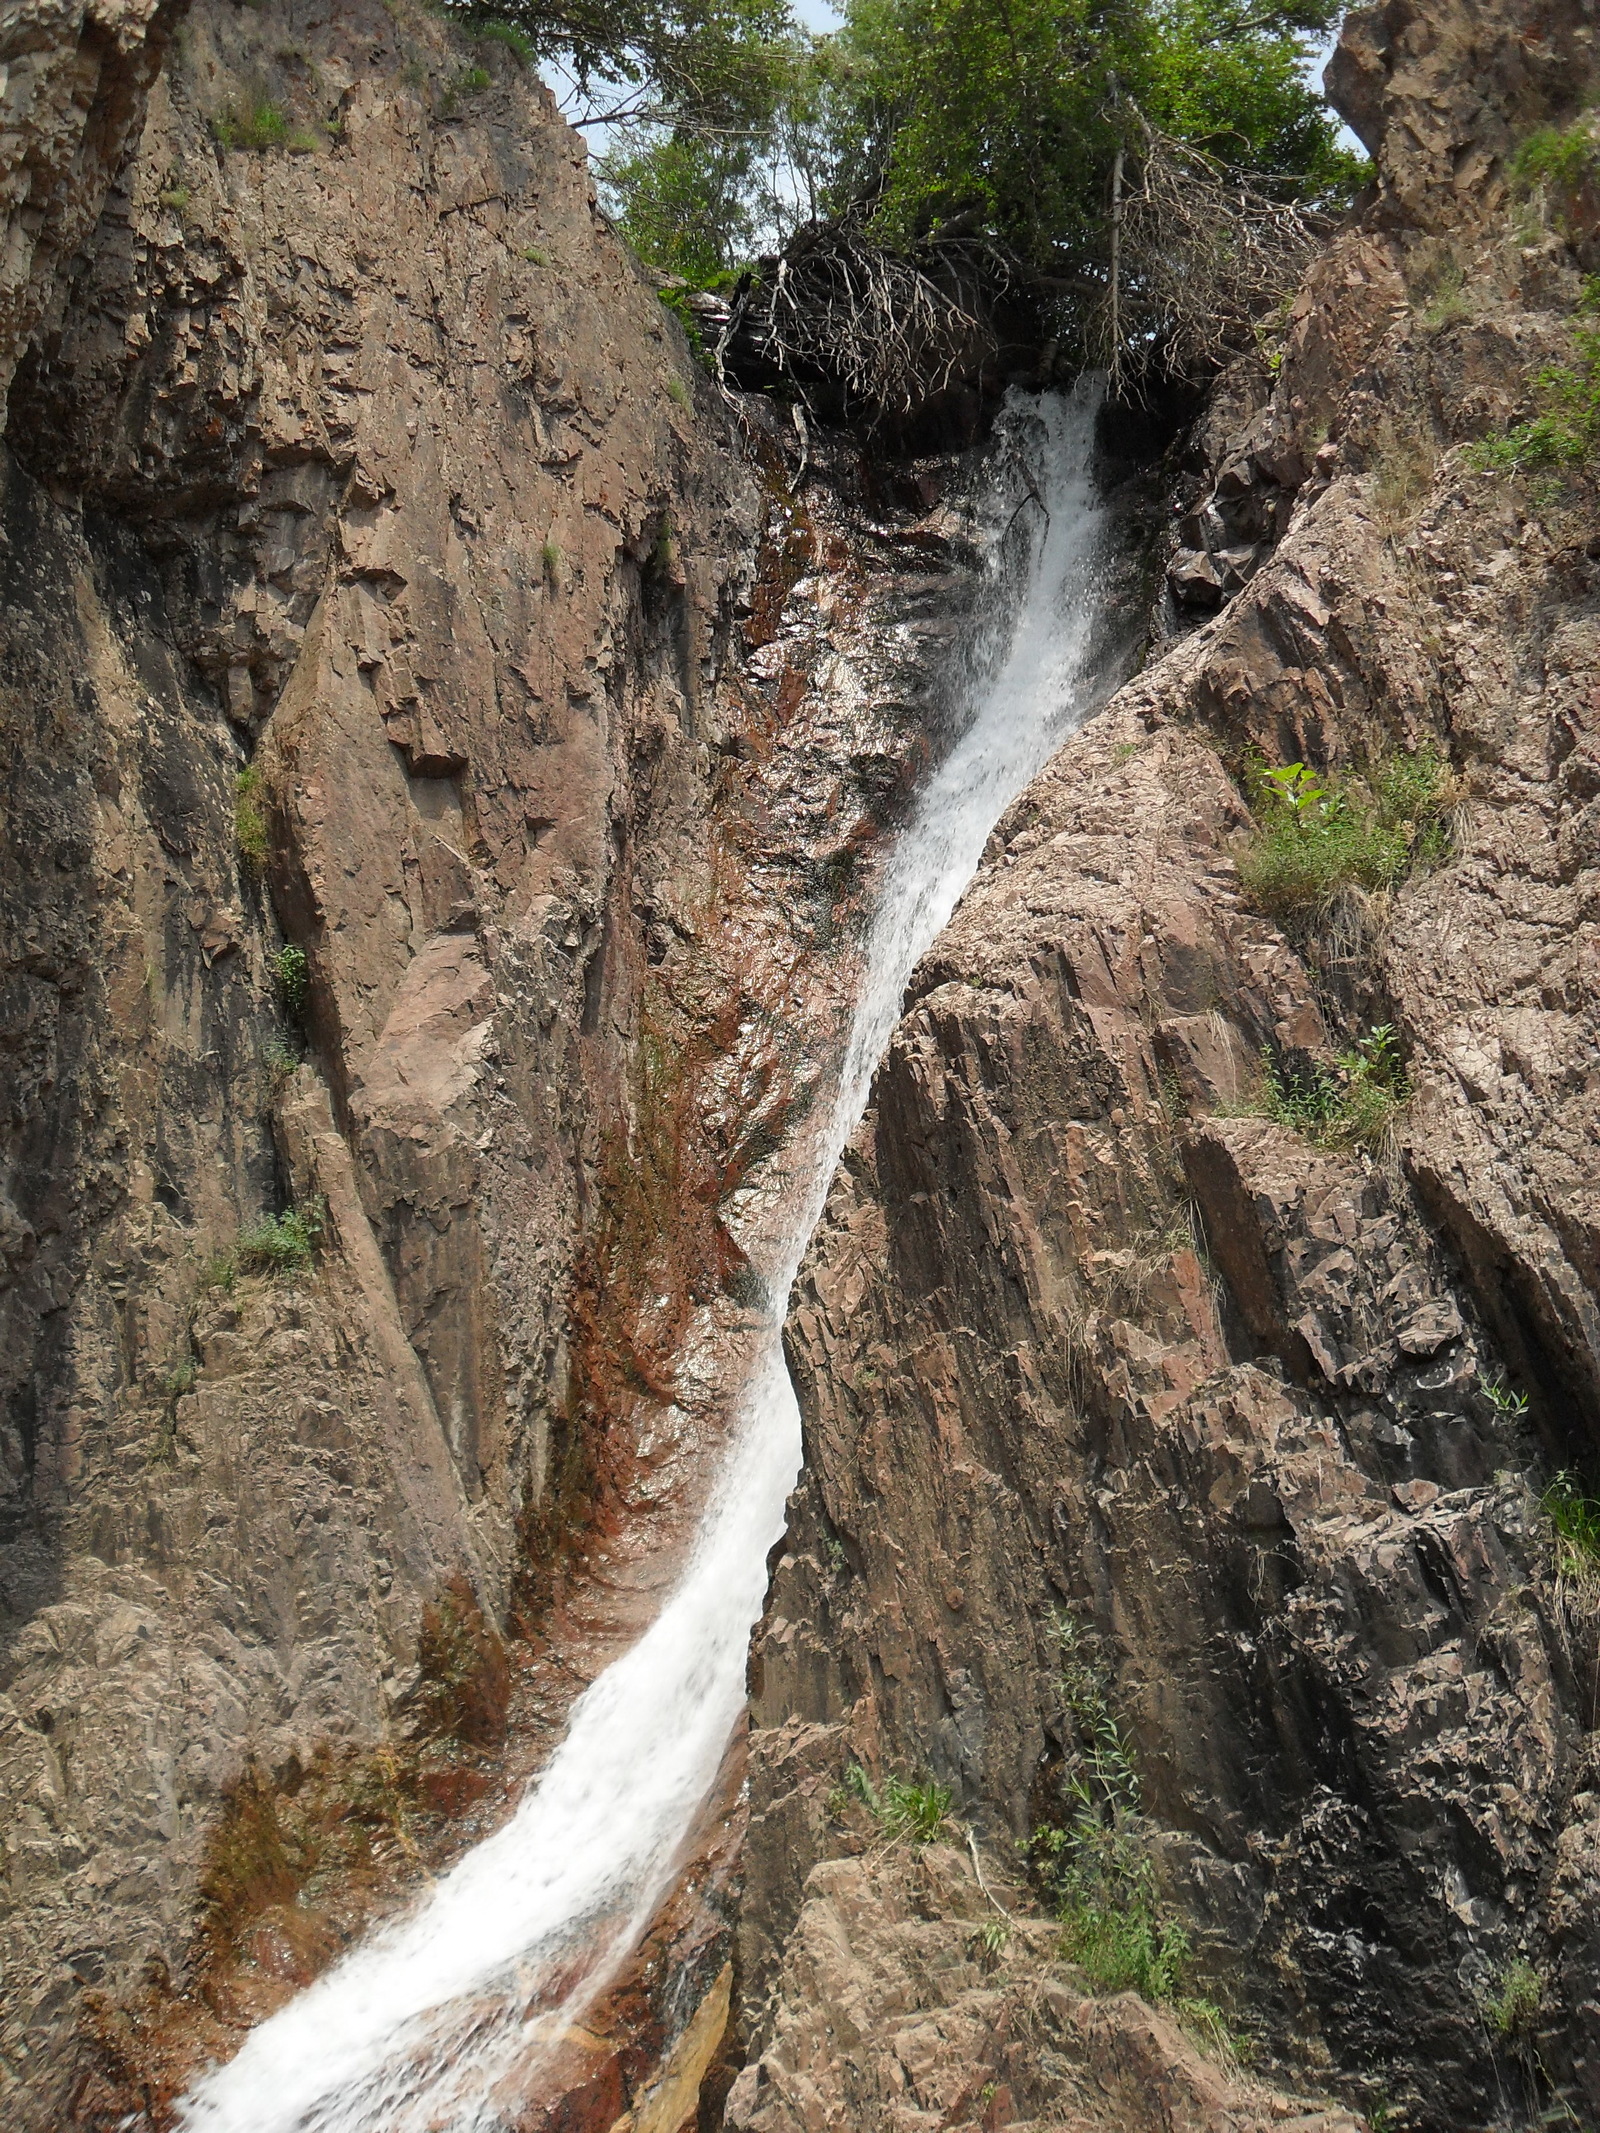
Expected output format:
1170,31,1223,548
0,0,1007,2116
740,3,1600,2129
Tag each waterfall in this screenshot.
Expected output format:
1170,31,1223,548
175,382,1113,2133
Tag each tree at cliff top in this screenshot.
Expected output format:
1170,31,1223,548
586,0,1366,392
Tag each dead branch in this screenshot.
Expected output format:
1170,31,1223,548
1099,110,1328,394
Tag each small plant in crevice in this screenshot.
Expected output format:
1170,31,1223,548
439,63,491,116
665,372,690,410
1027,1618,1237,2057
235,1199,326,1279
271,943,311,1021
1481,1956,1543,2042
830,1762,953,1846
471,17,533,62
1482,1376,1530,1420
1258,1023,1411,1152
1237,747,1455,933
236,766,268,875
1370,416,1437,528
1543,1470,1600,1609
540,535,562,584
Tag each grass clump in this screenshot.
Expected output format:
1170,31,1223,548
1259,1023,1410,1151
158,184,191,213
833,1762,952,1845
1236,749,1454,930
665,372,691,409
1481,1956,1542,2040
1510,120,1600,198
235,1200,325,1278
1028,1620,1234,2052
540,536,562,583
236,766,268,874
440,64,491,116
1370,416,1436,526
520,243,551,265
213,98,290,152
1543,1471,1600,1606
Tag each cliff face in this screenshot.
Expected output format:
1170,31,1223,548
740,4,1600,2129
0,1,1010,2115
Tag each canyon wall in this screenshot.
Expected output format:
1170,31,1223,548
737,3,1600,2130
0,1,1008,2116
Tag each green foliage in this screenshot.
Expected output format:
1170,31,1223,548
165,1358,198,1398
599,131,764,283
1510,121,1600,196
235,1201,326,1278
1236,748,1454,927
1482,1376,1529,1419
833,1761,953,1842
441,62,493,113
1028,1618,1231,2050
1470,291,1600,475
828,0,1356,271
520,243,551,264
540,535,563,582
272,943,311,1020
1259,1024,1410,1151
665,371,691,408
472,16,535,59
213,98,291,151
1544,1472,1600,1600
235,767,268,874
1482,1957,1542,2041
158,185,192,213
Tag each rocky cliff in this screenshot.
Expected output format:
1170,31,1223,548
737,3,1600,2130
0,2,1017,2118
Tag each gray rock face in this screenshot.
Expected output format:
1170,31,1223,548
739,2,1600,2128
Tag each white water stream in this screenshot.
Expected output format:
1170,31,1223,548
177,383,1112,2133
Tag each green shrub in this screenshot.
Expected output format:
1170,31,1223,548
1510,121,1600,196
158,185,191,213
520,243,551,265
234,1201,325,1278
1259,1024,1410,1151
271,944,311,1020
1236,748,1454,927
665,372,690,409
1544,1471,1600,1601
1482,1956,1542,2040
213,99,290,151
236,767,268,874
440,63,491,115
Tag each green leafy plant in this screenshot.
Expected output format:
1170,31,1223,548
1236,747,1454,928
1470,306,1600,475
540,536,563,583
213,98,291,151
1510,120,1600,197
520,243,551,265
165,1358,198,1398
158,184,192,213
472,16,534,60
665,372,690,408
236,767,269,875
234,1200,326,1279
1481,1956,1542,2040
440,63,492,115
271,944,311,1021
1259,1023,1411,1151
1482,1377,1530,1419
1027,1619,1232,2052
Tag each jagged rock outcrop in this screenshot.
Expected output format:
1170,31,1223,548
738,3,1600,2129
0,0,1010,2116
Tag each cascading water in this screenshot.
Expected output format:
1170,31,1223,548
176,382,1114,2133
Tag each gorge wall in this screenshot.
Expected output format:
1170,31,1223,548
0,1,1009,2118
735,3,1600,2131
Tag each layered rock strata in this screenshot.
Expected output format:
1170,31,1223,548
739,3,1600,2129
